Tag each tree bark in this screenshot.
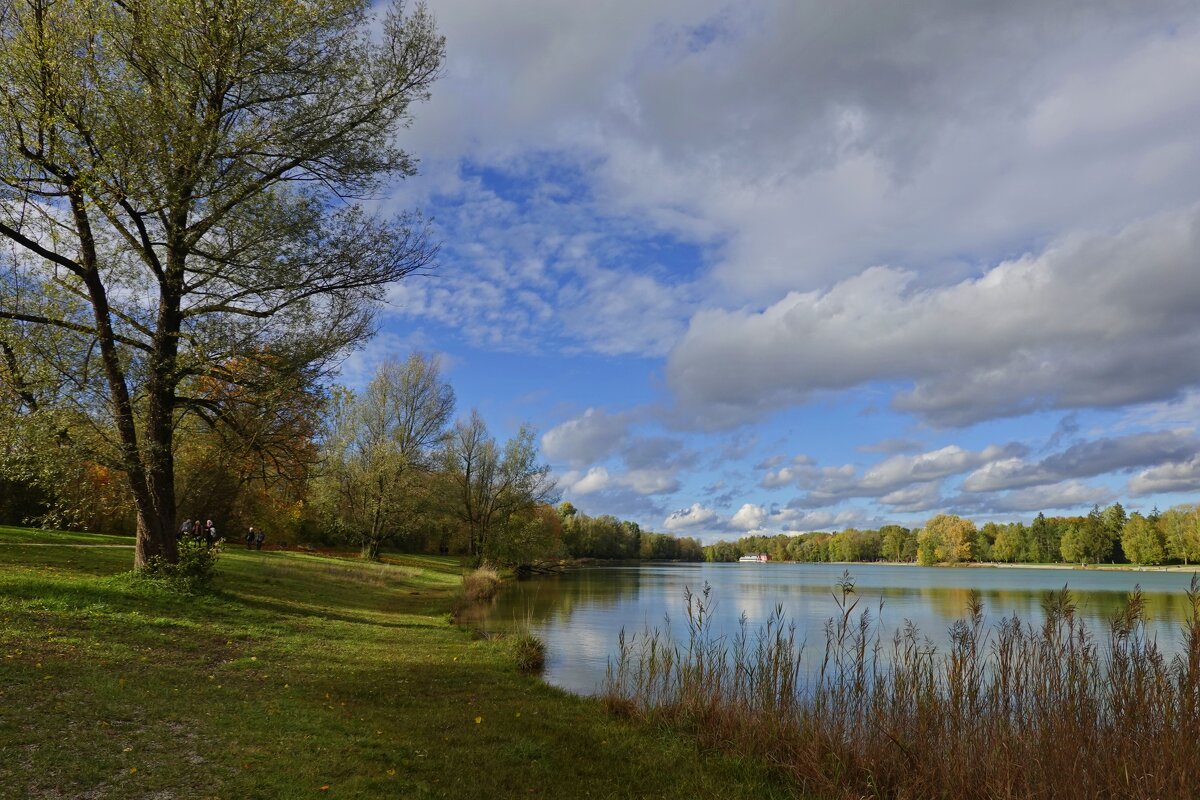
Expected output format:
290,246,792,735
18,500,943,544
72,192,178,568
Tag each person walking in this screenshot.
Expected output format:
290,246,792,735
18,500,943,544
204,519,217,549
179,518,192,541
192,518,204,541
245,527,256,550
254,529,265,551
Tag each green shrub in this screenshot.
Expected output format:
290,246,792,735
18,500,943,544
512,632,546,674
138,537,222,594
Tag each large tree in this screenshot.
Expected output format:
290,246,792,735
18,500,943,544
917,514,976,565
0,0,443,566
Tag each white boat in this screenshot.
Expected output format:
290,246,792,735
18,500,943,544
738,553,768,562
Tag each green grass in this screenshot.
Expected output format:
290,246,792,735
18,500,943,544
0,527,791,799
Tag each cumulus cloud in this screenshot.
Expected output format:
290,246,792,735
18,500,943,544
542,407,633,466
764,444,1022,506
672,501,871,539
668,209,1200,428
770,505,873,534
729,503,768,531
372,0,1200,527
663,502,719,531
878,483,944,514
385,164,699,358
958,481,1114,514
390,1,1200,368
1130,457,1200,496
962,431,1200,492
564,466,614,495
560,465,679,497
761,456,820,489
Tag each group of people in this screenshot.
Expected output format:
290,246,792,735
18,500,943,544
176,518,266,551
178,517,218,548
245,526,266,550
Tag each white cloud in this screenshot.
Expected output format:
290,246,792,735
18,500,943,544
962,431,1200,492
764,444,1022,506
668,208,1200,428
542,408,632,466
760,455,818,488
769,506,871,534
564,466,613,495
878,483,943,514
561,464,678,497
1130,457,1200,496
729,503,768,531
395,2,1200,369
373,0,1200,528
964,481,1114,514
663,502,719,531
859,445,1018,492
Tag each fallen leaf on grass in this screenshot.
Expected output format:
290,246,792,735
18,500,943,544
474,716,482,724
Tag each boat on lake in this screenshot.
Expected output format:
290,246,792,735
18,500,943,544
738,553,769,562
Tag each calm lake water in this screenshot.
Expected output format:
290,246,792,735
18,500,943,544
476,562,1200,696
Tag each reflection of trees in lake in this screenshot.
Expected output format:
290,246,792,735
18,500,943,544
486,567,645,630
483,564,1199,657
481,564,1200,696
852,584,1195,652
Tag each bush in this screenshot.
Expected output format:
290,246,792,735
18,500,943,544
512,632,546,674
139,537,222,594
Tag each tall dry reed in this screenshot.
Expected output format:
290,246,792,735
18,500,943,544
603,573,1200,799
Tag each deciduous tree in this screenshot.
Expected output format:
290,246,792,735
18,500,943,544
0,0,443,567
319,354,454,559
442,411,557,564
919,514,976,564
1121,513,1165,566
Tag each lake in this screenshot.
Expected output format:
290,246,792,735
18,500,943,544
476,562,1200,695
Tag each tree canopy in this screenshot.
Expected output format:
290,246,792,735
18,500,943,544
0,0,444,566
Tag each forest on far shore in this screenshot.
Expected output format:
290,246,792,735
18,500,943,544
704,502,1200,567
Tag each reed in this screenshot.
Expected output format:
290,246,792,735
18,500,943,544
603,573,1200,799
462,565,503,602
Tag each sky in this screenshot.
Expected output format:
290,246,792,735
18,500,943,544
347,0,1200,543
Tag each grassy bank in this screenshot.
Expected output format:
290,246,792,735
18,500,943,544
0,526,789,799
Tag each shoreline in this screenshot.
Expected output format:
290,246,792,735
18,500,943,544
811,559,1200,573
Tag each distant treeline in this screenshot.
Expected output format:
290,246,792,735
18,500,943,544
705,503,1200,566
559,502,705,561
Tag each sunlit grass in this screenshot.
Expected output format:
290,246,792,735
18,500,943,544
0,526,790,799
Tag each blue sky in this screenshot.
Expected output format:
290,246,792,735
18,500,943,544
343,0,1200,542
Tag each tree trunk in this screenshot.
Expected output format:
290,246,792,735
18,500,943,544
74,191,179,569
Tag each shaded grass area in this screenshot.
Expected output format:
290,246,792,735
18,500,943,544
605,577,1200,800
0,524,132,545
0,527,790,799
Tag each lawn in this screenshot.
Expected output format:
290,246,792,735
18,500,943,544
0,527,791,799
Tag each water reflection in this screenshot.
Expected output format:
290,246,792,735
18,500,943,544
477,563,1199,696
